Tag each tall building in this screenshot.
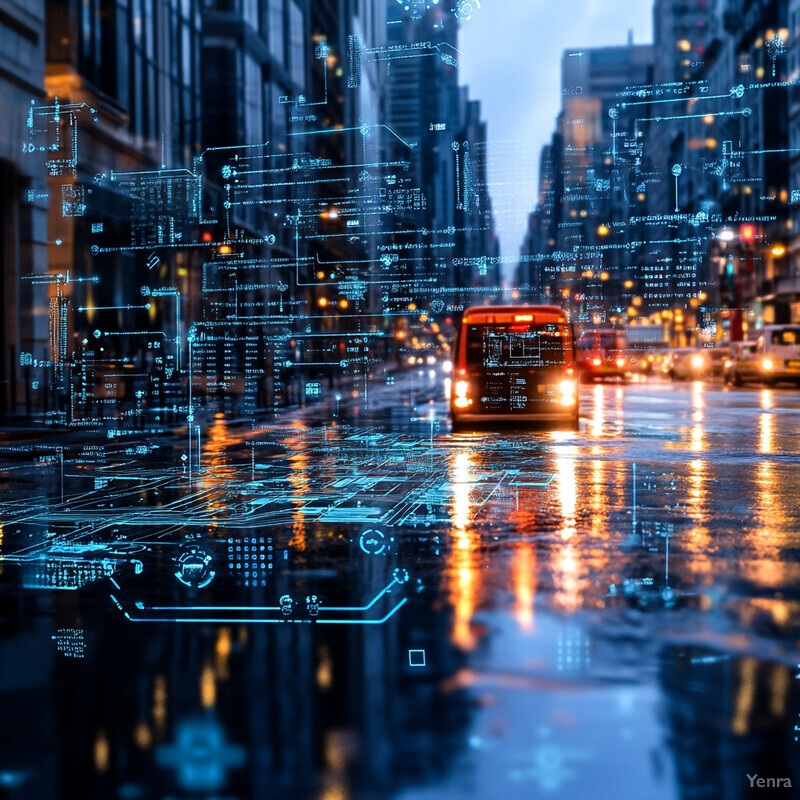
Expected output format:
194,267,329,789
39,0,205,419
517,135,563,299
694,0,790,338
383,1,497,309
0,0,49,416
521,42,653,324
785,0,800,323
640,0,717,336
197,0,310,413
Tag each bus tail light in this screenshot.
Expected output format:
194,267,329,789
559,379,576,406
454,380,472,409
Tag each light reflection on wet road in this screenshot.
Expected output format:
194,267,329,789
1,374,799,799
391,375,800,799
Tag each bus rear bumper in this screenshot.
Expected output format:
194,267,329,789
450,408,579,429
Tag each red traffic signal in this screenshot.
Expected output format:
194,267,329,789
740,223,756,244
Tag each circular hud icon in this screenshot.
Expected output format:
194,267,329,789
174,544,215,589
359,529,388,555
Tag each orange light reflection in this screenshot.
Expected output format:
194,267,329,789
552,444,585,612
511,544,536,632
448,451,478,650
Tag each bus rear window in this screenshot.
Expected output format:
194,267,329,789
465,322,572,370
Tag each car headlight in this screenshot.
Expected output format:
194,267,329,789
762,358,773,371
408,356,416,365
616,357,626,367
691,355,704,368
592,358,602,367
724,359,732,369
426,355,436,365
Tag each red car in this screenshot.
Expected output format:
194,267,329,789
577,329,628,381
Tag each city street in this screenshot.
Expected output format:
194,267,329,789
1,371,799,798
2,0,800,796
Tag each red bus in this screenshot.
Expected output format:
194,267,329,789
450,305,579,430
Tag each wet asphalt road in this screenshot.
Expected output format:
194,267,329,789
1,372,800,799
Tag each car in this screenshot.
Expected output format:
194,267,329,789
450,305,579,430
626,347,654,374
636,347,671,376
576,329,628,381
402,345,441,367
662,347,712,381
723,341,758,385
760,325,800,386
725,326,800,386
706,345,731,378
626,345,670,375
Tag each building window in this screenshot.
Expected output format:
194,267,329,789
244,55,264,145
288,1,305,89
243,0,259,31
269,0,284,65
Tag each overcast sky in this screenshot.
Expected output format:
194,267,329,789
458,1,654,271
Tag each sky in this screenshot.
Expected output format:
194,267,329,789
458,0,654,270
